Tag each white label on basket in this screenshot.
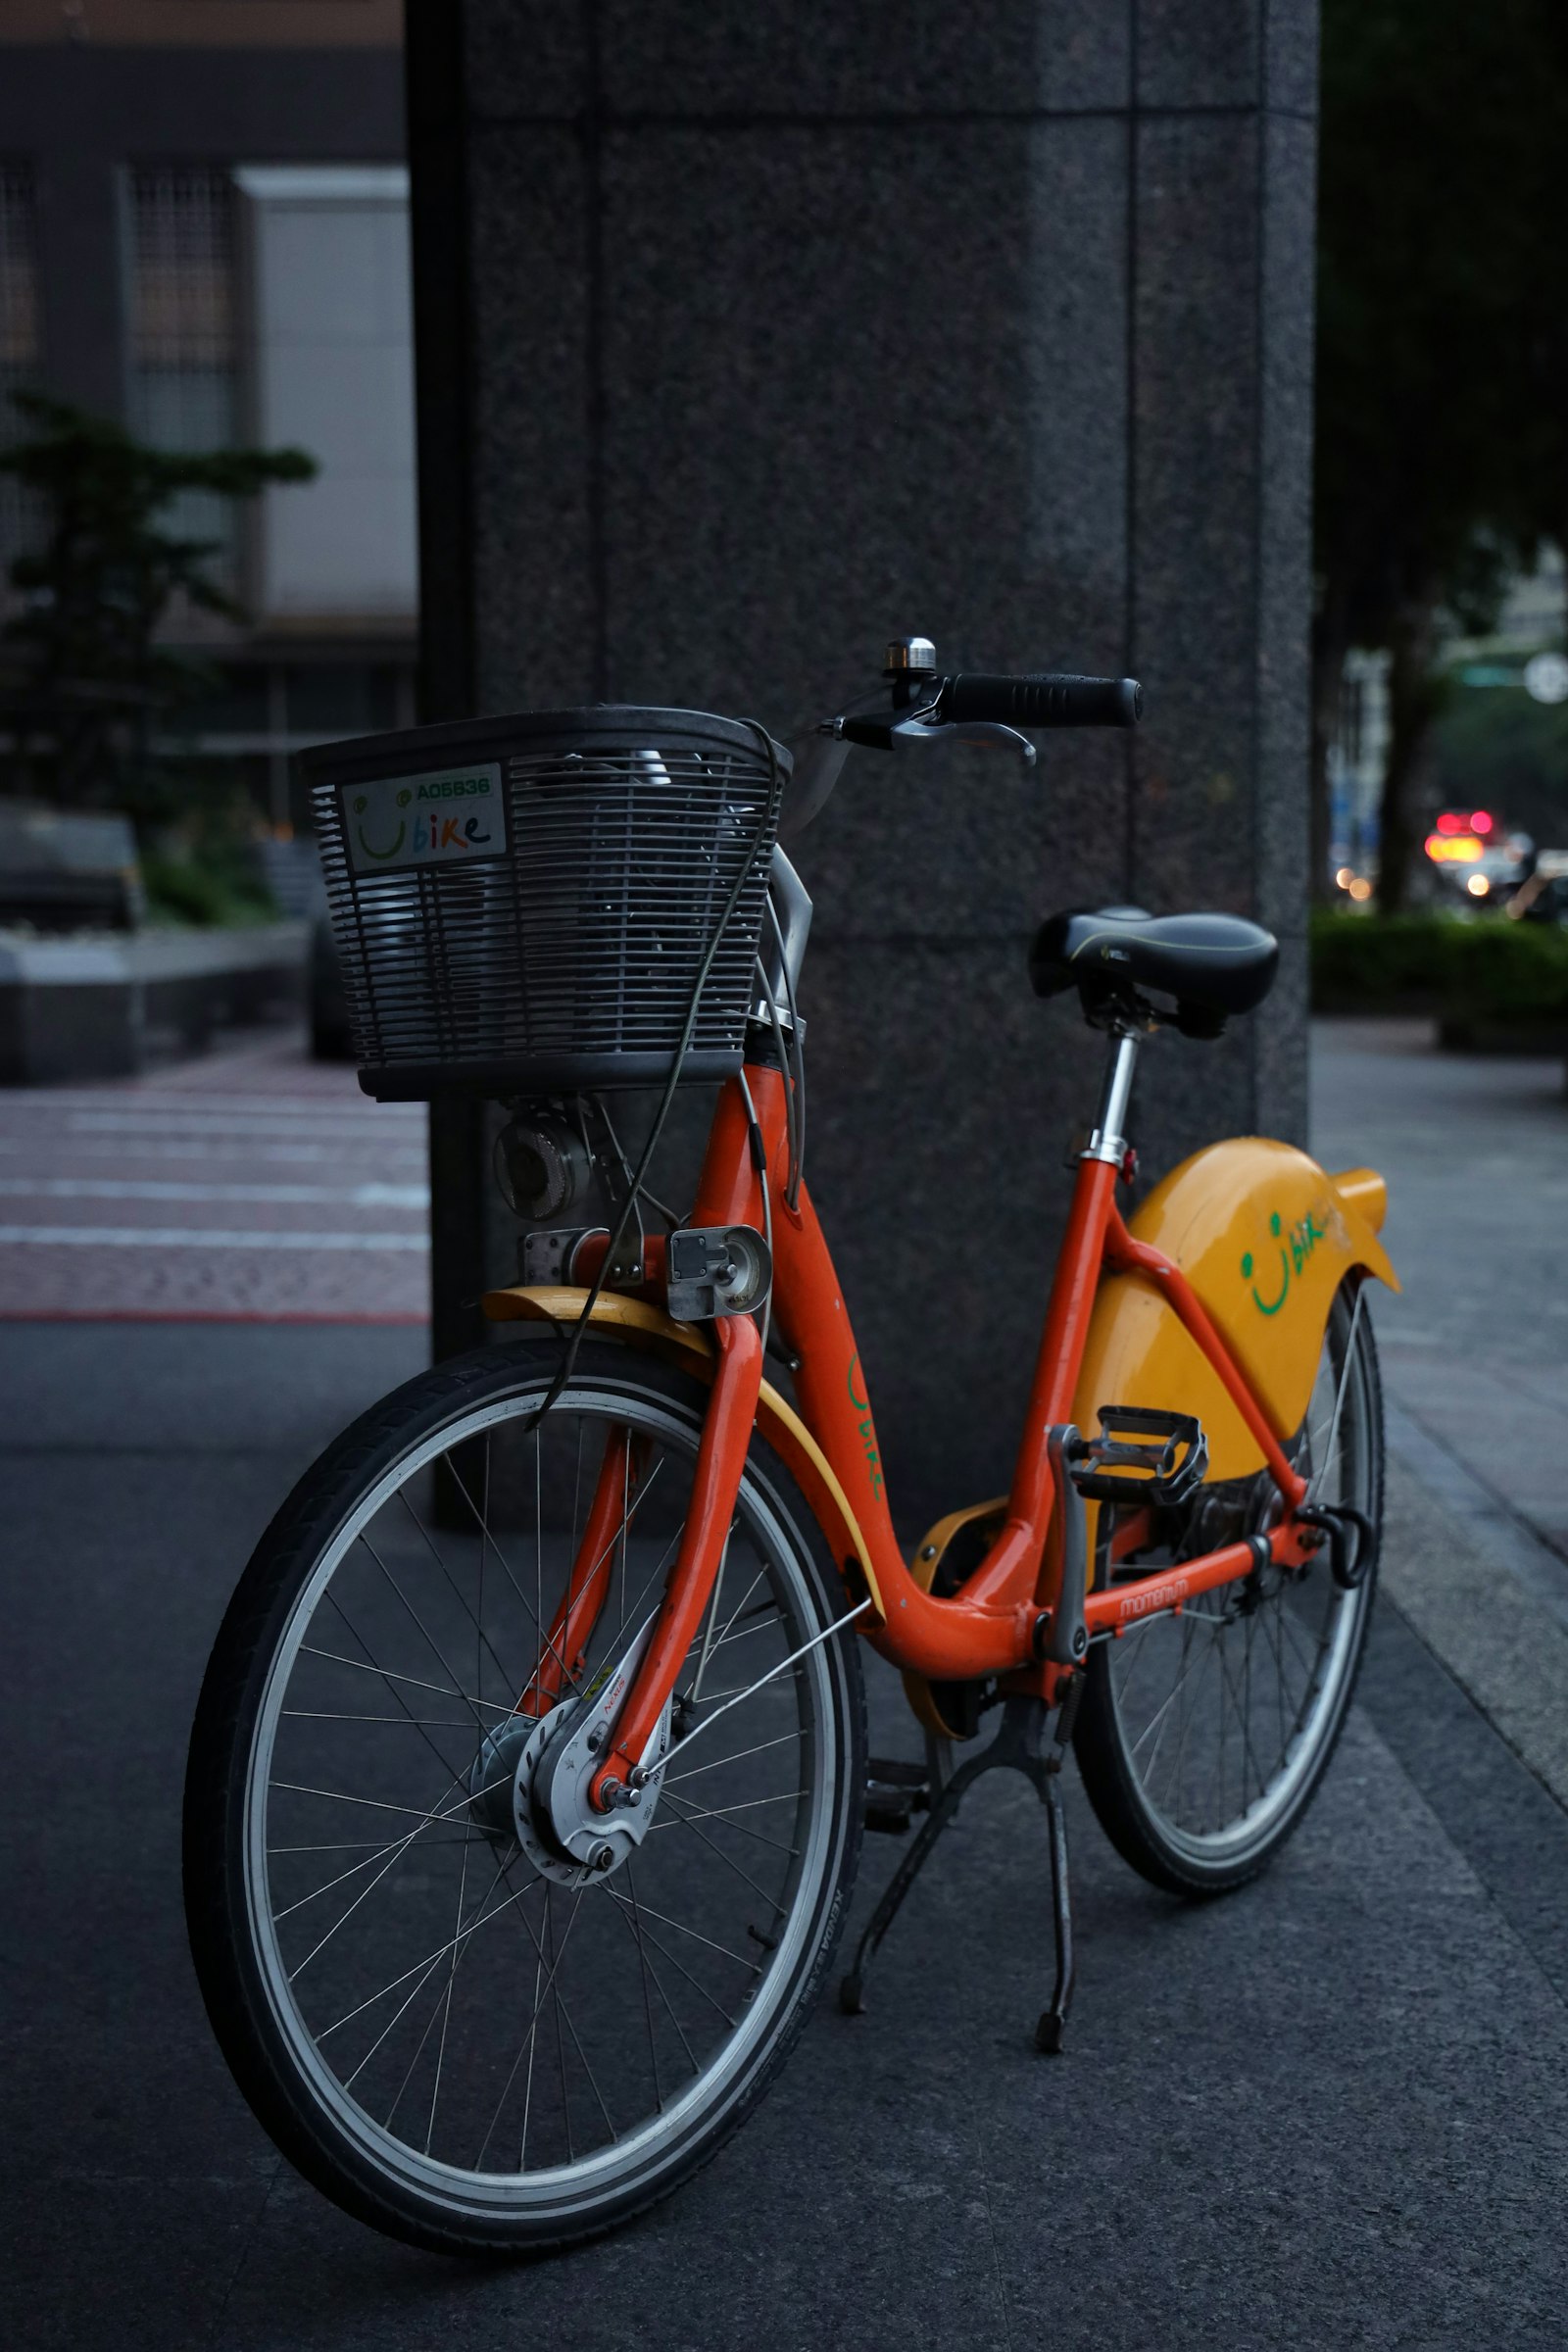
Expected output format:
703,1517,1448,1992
342,764,507,872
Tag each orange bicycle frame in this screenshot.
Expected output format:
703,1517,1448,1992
508,1054,1326,1818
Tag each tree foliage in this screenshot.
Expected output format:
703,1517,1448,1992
1314,0,1568,906
0,391,314,816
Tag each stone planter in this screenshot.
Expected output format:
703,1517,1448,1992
0,921,308,1082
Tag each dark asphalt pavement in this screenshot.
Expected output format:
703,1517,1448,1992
8,1318,1568,2351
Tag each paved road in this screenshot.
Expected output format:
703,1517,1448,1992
0,1032,426,1322
8,1329,1568,2348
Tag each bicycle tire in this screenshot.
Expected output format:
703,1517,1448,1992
183,1338,865,2256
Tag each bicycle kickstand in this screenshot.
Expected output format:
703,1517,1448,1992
839,1684,1083,2054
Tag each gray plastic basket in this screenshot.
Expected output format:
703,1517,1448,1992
303,707,788,1102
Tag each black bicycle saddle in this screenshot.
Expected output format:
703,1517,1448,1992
1029,906,1278,1035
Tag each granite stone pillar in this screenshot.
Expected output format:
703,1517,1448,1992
409,1,1318,1528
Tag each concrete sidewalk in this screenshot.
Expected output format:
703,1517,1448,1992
1312,1016,1568,1569
5,1317,1567,2352
1313,1016,1568,1812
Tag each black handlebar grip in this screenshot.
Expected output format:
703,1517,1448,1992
943,673,1144,729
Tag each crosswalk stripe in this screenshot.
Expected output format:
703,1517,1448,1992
0,1138,424,1168
0,1227,429,1251
62,1111,405,1140
9,1091,418,1119
0,1178,429,1208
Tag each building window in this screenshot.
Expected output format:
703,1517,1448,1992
125,164,239,590
0,160,41,582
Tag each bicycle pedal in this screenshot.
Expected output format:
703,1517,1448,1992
863,1757,931,1835
1069,1406,1207,1509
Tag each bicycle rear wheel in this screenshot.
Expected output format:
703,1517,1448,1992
1074,1282,1382,1894
184,1340,863,2255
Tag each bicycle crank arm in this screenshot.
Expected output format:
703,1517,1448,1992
587,1310,764,1812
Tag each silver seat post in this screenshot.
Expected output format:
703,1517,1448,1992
1082,1029,1140,1166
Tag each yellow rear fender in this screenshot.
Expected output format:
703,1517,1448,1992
481,1284,888,1623
1072,1139,1398,1483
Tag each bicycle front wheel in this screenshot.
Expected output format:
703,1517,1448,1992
184,1340,864,2255
1074,1282,1382,1894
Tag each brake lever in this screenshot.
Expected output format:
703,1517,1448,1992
947,720,1037,767
832,708,1038,768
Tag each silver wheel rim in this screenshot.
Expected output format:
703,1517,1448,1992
1100,1291,1375,1868
240,1377,843,2224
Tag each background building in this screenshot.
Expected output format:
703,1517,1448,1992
0,1,413,863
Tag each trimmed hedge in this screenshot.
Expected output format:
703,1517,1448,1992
1310,910,1568,1029
142,851,277,930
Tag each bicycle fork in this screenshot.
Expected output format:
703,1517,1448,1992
508,1311,765,1816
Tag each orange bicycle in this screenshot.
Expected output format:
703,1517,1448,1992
184,641,1396,2253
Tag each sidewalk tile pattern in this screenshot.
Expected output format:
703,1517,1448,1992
0,1033,427,1320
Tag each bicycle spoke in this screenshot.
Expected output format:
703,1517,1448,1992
357,1533,490,1739
393,1486,520,1712
342,1847,514,2091
619,1872,702,2083
517,1939,545,2171
298,1645,512,1716
274,1809,466,1922
315,1593,490,1782
1102,1290,1373,1862
662,1603,866,1774
1124,1616,1200,1762
284,1776,507,1972
596,1886,761,1977
665,1728,803,1786
1215,1613,1266,1816
690,1525,738,1702
345,1862,512,2107
441,1451,586,1701
423,1827,475,2154
472,1882,589,2171
651,1788,801,1834
269,1837,474,1854
658,1786,789,1908
321,1860,541,2046
593,1888,742,2029
282,1710,476,1728
622,1855,664,2115
270,1778,480,1826
551,1889,572,2166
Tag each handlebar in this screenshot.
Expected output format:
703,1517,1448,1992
782,649,1145,840
940,673,1143,729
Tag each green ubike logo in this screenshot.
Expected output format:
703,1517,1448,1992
1240,1205,1328,1317
847,1353,884,1500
